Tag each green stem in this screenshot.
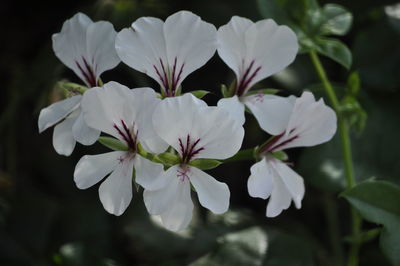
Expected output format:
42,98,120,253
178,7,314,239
309,50,361,266
324,193,345,266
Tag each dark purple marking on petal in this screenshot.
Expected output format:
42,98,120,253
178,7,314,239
178,134,204,164
75,56,97,87
236,59,262,96
113,119,138,151
259,128,298,154
177,167,190,182
153,57,185,97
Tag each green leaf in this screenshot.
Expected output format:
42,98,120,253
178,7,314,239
319,4,353,36
190,90,210,99
189,159,221,170
256,0,292,26
56,81,88,97
341,180,400,266
98,137,128,151
271,151,288,161
340,96,367,133
156,152,180,165
189,227,267,266
347,71,361,96
315,37,352,69
344,228,381,244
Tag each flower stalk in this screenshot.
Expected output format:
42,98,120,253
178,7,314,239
309,50,361,266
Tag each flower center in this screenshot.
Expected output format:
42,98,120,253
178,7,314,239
75,56,97,87
177,166,190,182
178,134,204,164
113,119,138,152
236,59,262,97
153,57,185,96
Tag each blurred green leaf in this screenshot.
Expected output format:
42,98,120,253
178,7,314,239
353,20,400,91
318,4,353,36
157,152,180,165
190,90,210,99
347,71,361,96
263,230,315,266
340,96,367,133
190,227,267,266
341,180,400,265
314,37,352,69
271,151,288,161
189,159,221,170
98,137,128,151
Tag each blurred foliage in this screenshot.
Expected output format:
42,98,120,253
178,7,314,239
0,0,399,265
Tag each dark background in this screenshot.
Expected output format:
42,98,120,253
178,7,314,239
1,0,400,265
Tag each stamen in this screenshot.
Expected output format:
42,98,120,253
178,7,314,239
178,134,204,164
113,120,138,151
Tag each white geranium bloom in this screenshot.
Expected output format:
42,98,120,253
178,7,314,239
217,16,298,96
247,91,337,217
216,16,298,126
142,93,244,231
115,10,217,96
38,13,120,156
74,81,167,216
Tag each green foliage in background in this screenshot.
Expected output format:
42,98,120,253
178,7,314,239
0,0,400,265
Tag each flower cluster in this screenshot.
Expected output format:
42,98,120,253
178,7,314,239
38,11,337,231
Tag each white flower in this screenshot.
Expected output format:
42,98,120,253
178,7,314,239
142,93,244,231
74,81,167,216
115,10,217,96
247,91,337,217
217,16,298,96
38,13,120,156
53,13,120,88
216,16,298,126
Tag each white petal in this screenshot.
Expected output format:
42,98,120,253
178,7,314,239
217,96,245,126
74,151,123,189
128,87,168,153
81,82,133,139
247,159,273,199
86,21,120,80
160,175,193,231
265,159,305,217
38,95,81,133
217,16,253,78
217,17,298,94
272,159,305,209
52,13,93,84
243,94,294,135
72,110,101,145
99,158,134,216
243,19,298,88
52,112,78,156
163,11,217,88
152,93,207,152
115,17,167,88
133,155,165,190
273,92,337,150
153,93,244,160
189,167,230,214
266,174,292,217
143,165,184,214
